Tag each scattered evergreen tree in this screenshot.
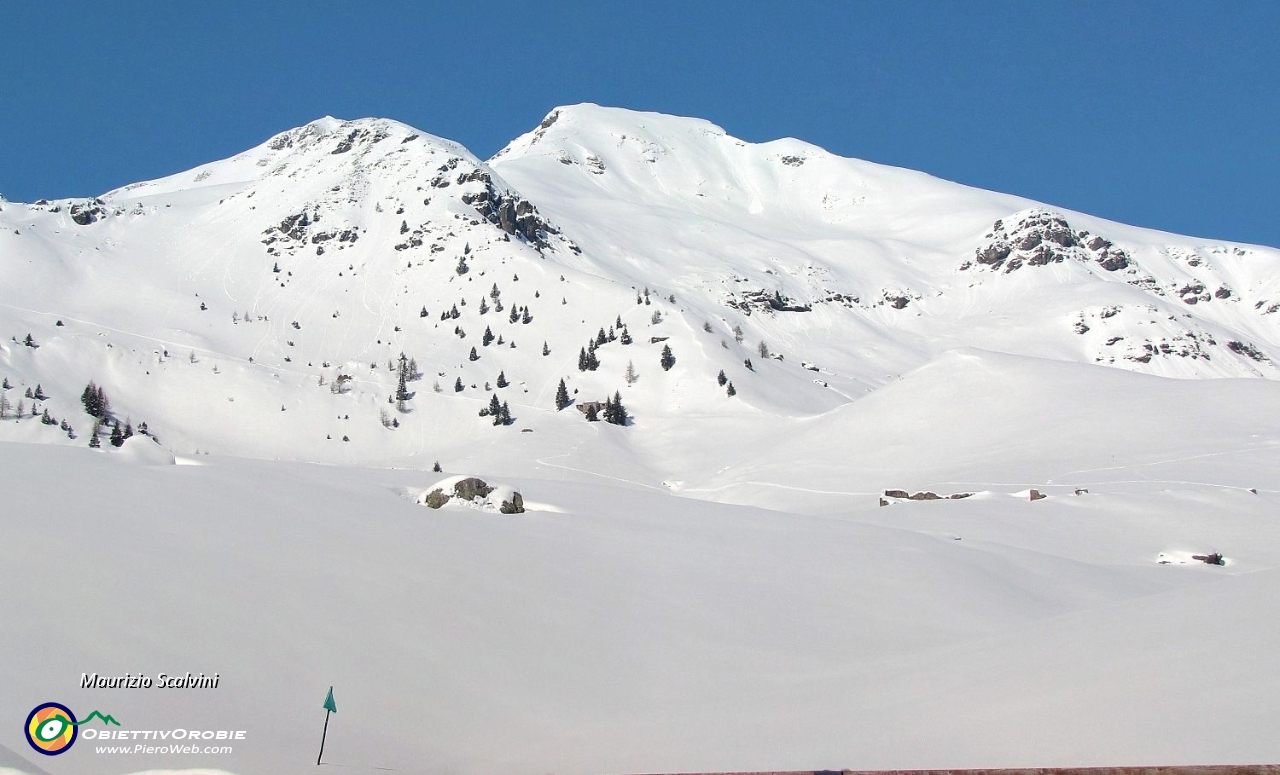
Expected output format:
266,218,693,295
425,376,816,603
41,408,55,425
660,344,675,371
33,384,46,400
482,326,495,346
420,306,428,318
450,304,461,319
605,391,628,426
703,321,713,333
726,381,736,396
456,256,469,275
81,381,109,418
717,369,727,386
454,377,464,392
469,346,480,361
395,370,409,412
636,293,642,305
733,324,744,344
110,422,124,447
758,340,770,358
596,328,608,347
23,333,35,347
578,347,589,372
484,393,501,418
651,310,662,324
616,315,623,329
542,341,550,356
496,371,508,388
496,334,505,345
400,220,409,234
273,262,281,273
1,377,8,389
744,358,754,371
521,309,532,324
433,461,442,472
509,306,519,324
24,387,32,398
584,403,599,422
479,297,489,315
88,423,101,448
555,378,570,410
625,360,638,385
123,421,134,439
490,283,501,300
619,328,633,345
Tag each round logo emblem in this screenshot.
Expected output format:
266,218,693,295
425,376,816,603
25,703,78,755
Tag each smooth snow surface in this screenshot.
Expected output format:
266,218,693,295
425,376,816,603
2,105,1279,775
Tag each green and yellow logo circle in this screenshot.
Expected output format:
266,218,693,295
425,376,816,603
25,703,77,755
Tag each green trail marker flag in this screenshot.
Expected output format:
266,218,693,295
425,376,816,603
317,686,336,765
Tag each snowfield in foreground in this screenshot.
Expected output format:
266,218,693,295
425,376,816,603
3,352,1280,775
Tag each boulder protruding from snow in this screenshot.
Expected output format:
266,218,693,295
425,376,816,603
417,476,524,514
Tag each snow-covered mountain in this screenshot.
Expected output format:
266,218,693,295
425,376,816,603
1,103,1277,473
5,105,1280,775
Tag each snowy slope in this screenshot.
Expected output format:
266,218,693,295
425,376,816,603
0,105,1278,472
2,440,1280,775
3,105,1280,775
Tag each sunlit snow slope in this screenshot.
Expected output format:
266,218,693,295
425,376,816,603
0,105,1278,474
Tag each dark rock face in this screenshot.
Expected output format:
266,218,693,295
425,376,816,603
1227,340,1268,362
453,477,494,501
69,199,108,225
423,489,450,509
725,289,811,315
1030,489,1047,501
454,168,560,251
967,209,1130,274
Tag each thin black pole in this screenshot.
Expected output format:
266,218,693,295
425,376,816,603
317,709,330,765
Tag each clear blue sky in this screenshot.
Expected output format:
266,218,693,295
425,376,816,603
2,2,1276,247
